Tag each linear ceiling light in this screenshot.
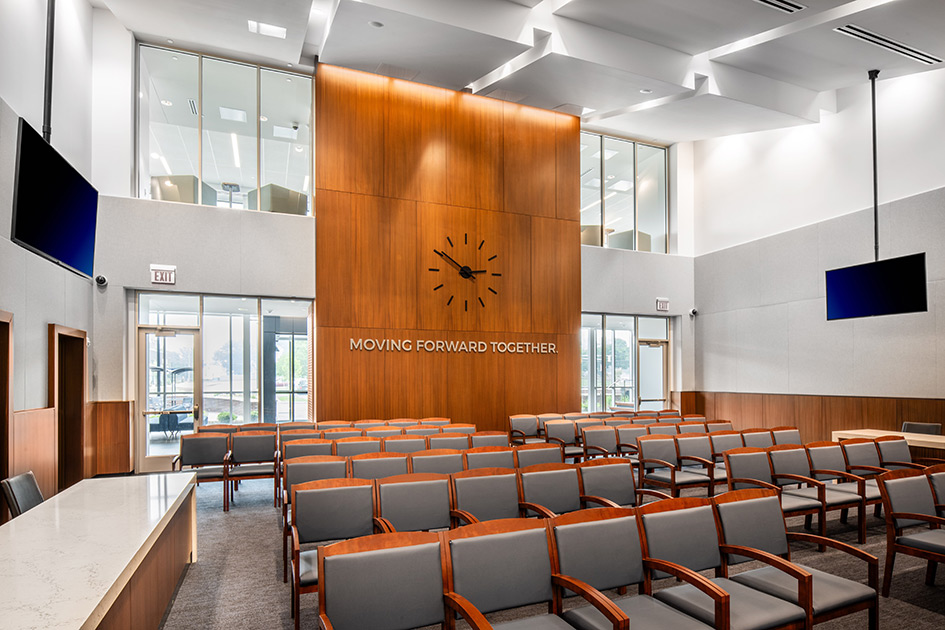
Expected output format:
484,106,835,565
231,133,241,168
750,0,806,14
248,20,287,39
834,24,943,65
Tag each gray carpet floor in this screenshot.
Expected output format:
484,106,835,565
160,479,945,630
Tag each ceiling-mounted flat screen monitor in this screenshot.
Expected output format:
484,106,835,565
825,253,927,321
11,117,98,278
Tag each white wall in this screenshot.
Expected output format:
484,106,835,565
694,67,945,256
91,8,134,197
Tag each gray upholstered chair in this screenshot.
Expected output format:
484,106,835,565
321,428,363,440
450,467,520,526
419,416,451,426
876,468,945,597
537,412,564,436
677,421,708,434
509,414,542,445
768,444,866,543
714,489,878,629
676,433,727,491
283,438,333,461
442,423,477,434
409,448,465,474
582,425,619,459
381,435,428,454
469,430,510,448
518,463,614,518
173,432,230,510
290,478,378,630
199,423,238,434
316,421,352,430
901,421,942,435
631,417,658,426
403,425,441,437
741,429,775,448
771,427,802,445
578,458,668,509
387,418,419,428
637,435,713,498
363,427,403,439
709,431,745,463
317,531,445,630
463,446,515,470
348,451,408,479
279,429,323,451
514,442,564,467
332,436,381,457
351,420,385,429
226,430,278,508
638,497,809,630
645,423,679,436
839,438,889,477
428,433,472,450
605,416,634,427
875,435,945,468
374,473,451,533
280,455,348,582
545,420,584,461
615,425,647,460
442,518,626,630
1,471,44,517
707,420,735,433
551,507,717,630
805,441,882,518
927,463,945,510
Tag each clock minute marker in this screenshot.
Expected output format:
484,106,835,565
478,297,485,308
488,255,497,261
447,236,454,247
488,287,497,295
433,284,443,291
447,295,454,306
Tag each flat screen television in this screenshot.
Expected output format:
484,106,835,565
825,253,927,321
11,117,98,278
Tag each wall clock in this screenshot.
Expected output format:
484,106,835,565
429,233,501,311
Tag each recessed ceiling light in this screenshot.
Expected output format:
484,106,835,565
369,21,384,28
231,132,241,168
639,89,653,94
259,115,268,122
160,99,172,107
219,106,248,122
294,145,304,153
581,107,596,115
248,20,287,39
272,125,299,140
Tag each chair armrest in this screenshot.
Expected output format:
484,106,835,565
519,501,557,519
719,544,812,616
642,558,731,628
637,489,672,503
171,455,181,470
772,473,824,488
880,460,926,470
373,516,396,533
890,512,945,527
450,509,480,527
552,574,629,630
728,477,780,492
786,532,878,589
616,442,638,454
444,592,493,630
291,525,300,557
584,445,610,457
847,464,887,475
546,436,567,447
679,455,714,467
581,494,621,508
916,457,945,466
639,457,676,469
810,468,864,483
318,613,335,630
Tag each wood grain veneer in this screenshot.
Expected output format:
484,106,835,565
91,401,134,475
10,407,57,500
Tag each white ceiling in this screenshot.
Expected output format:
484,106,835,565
100,0,945,143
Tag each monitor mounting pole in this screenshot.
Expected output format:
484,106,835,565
869,69,880,262
43,0,56,143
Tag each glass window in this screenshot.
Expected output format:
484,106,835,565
138,293,199,326
259,69,312,215
138,48,200,203
605,316,635,411
602,137,636,251
638,316,668,340
579,133,602,246
203,297,258,425
637,144,667,253
580,314,603,412
261,299,310,422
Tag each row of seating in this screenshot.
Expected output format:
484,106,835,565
311,488,879,630
196,418,455,432
287,459,667,630
509,413,705,442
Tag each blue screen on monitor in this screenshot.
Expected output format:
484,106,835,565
825,253,927,321
11,118,98,278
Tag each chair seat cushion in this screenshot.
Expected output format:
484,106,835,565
645,469,709,485
898,529,945,554
228,463,274,478
194,466,225,481
563,594,711,630
563,446,584,457
731,565,875,616
780,492,821,512
682,466,728,481
493,613,575,630
295,549,318,587
783,486,858,507
831,481,881,501
655,577,806,630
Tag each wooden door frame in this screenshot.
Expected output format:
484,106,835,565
48,324,91,487
1,310,12,521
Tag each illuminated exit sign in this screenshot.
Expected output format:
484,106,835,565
150,264,177,285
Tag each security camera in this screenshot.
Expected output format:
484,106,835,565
291,122,299,131
689,308,698,317
95,275,108,287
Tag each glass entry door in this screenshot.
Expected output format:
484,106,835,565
137,327,202,473
637,340,668,411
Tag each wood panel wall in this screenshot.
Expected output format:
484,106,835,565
315,65,581,431
9,408,57,500
682,391,945,447
91,401,134,476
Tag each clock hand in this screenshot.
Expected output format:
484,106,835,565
467,270,487,274
435,249,463,270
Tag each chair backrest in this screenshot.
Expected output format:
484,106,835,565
513,443,564,467
364,427,403,439
517,463,581,515
238,422,278,432
804,441,848,481
875,436,914,467
451,468,520,522
278,422,316,431
706,420,734,433
230,431,277,464
444,519,554,614
348,452,409,480
676,434,714,464
588,412,613,419
352,420,386,429
428,433,471,450
901,421,942,435
292,478,376,544
771,426,802,445
463,446,515,470
605,416,633,427
441,423,477,434
723,447,774,488
283,438,334,460
631,417,658,426
709,431,745,459
564,412,587,421
322,428,364,440
637,434,678,469
317,421,352,429
318,532,443,630
409,449,465,474
574,418,599,436
741,428,774,448
615,425,647,451
578,458,637,507
469,431,510,448
582,426,618,456
713,489,790,564
544,420,578,446
382,435,429,454
1,471,44,517
375,473,451,532
767,444,812,484
638,497,721,574
926,464,945,504
509,415,539,439
284,456,348,498
179,432,229,467
877,468,938,529
646,422,679,436
199,423,238,434
551,508,645,589
840,438,883,470
420,417,451,426
279,430,323,450
403,425,441,437
536,413,563,432
333,436,382,457
676,421,707,434
387,419,420,428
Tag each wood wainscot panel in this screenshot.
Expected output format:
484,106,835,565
823,396,898,436
555,114,580,222
315,190,356,328
92,401,134,475
678,392,697,415
502,102,557,218
446,91,504,212
385,78,448,204
315,65,387,196
445,332,507,431
530,216,581,335
10,408,57,500
696,392,715,418
385,334,449,420
763,394,797,429
792,395,826,443
715,392,764,430
897,398,945,429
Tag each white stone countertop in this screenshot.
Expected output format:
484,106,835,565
0,472,196,629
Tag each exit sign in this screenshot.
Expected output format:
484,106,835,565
150,264,177,285
656,298,669,312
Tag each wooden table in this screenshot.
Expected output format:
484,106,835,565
0,472,196,629
831,428,945,450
